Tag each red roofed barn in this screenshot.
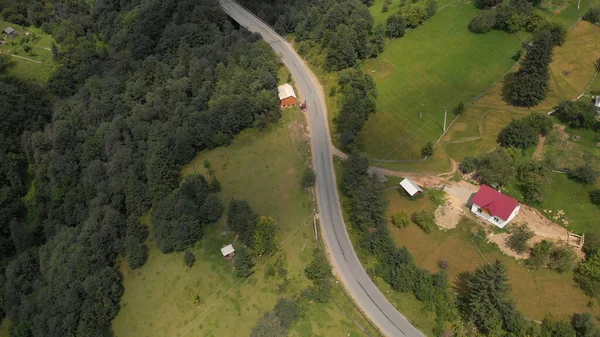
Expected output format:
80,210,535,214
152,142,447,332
278,83,296,108
470,185,520,228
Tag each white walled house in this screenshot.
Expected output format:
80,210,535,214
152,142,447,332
470,185,520,229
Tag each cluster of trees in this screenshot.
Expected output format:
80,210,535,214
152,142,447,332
239,0,384,71
509,27,565,106
152,174,223,253
469,0,565,36
555,100,599,130
497,113,552,150
1,0,286,336
460,148,555,203
385,0,438,38
250,298,302,337
527,240,576,273
333,68,378,148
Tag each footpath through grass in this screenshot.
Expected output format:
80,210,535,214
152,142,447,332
112,110,379,337
386,190,600,322
0,19,56,82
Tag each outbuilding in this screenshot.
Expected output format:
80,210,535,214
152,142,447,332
595,96,600,114
470,184,520,228
278,83,297,108
2,27,16,38
399,178,423,197
221,244,235,258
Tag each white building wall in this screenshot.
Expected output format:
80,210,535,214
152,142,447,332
470,203,516,229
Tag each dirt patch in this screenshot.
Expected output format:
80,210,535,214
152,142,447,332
434,202,464,230
286,168,296,175
451,122,468,131
532,134,546,161
515,205,570,241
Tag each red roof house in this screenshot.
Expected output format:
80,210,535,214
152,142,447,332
470,184,520,228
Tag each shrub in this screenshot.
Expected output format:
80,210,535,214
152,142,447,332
421,141,434,157
184,251,196,268
569,164,598,185
459,156,479,173
235,247,254,277
428,189,447,206
126,243,148,269
528,240,552,268
411,210,436,234
438,260,449,269
469,9,497,33
453,102,465,116
426,0,437,18
391,212,410,228
589,190,600,207
507,223,534,254
575,252,600,298
405,6,428,27
273,298,301,330
548,246,576,273
583,7,600,24
301,168,316,188
386,13,407,38
583,232,600,256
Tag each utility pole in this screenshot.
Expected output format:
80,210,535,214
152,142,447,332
443,109,447,133
577,0,581,9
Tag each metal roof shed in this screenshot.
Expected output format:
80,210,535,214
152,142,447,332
399,178,423,197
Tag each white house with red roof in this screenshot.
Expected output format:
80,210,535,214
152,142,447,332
470,185,520,228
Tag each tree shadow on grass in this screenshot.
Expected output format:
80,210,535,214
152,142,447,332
501,72,517,106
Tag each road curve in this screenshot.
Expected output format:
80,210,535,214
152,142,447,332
219,1,425,336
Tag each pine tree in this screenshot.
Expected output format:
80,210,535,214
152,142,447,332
234,247,254,277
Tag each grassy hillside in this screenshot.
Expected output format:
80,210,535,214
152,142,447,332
359,3,520,160
112,110,378,337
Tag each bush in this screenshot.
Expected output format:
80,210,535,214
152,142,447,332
405,6,428,27
235,247,254,277
386,13,407,38
184,251,196,268
569,164,598,185
426,0,437,18
583,232,600,256
575,252,600,298
528,240,552,268
548,246,576,273
453,102,464,116
469,10,497,33
421,141,434,158
273,298,301,330
391,211,410,228
589,190,600,207
507,223,534,254
301,168,316,188
305,249,333,303
428,189,447,206
583,7,600,24
411,210,436,234
459,156,479,173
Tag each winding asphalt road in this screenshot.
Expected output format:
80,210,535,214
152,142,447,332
219,1,425,336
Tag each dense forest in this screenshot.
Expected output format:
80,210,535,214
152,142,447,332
0,0,283,336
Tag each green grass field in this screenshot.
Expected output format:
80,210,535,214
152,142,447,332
359,3,521,160
386,191,600,321
444,20,600,161
112,110,378,337
0,19,56,82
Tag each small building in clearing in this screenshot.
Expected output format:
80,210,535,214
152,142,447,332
2,27,16,39
595,96,600,114
221,244,235,258
278,83,297,108
399,178,423,197
470,184,520,229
